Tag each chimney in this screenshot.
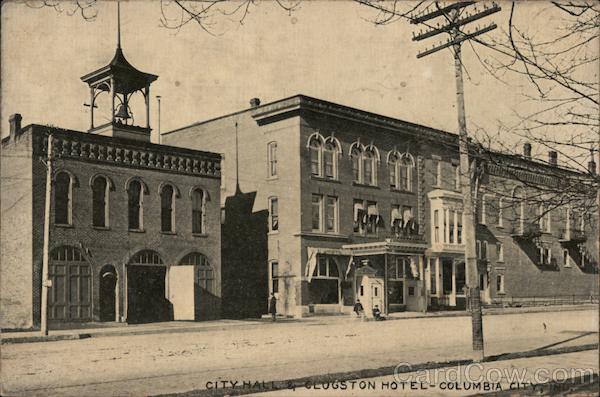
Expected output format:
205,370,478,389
523,143,531,159
9,113,22,141
548,150,558,166
249,98,261,108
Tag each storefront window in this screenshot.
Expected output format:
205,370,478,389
309,256,339,304
456,262,466,295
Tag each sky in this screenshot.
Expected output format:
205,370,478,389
1,1,596,165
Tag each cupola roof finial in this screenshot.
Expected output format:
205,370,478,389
117,1,121,49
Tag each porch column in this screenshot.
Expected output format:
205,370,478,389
445,209,450,243
384,253,389,315
122,262,128,322
418,255,426,312
425,257,431,292
453,210,458,243
435,257,440,296
451,261,457,306
115,272,120,322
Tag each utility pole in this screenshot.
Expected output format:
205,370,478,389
410,1,501,362
41,134,54,336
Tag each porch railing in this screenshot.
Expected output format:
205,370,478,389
510,222,542,239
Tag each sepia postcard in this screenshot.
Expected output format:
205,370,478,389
1,1,598,396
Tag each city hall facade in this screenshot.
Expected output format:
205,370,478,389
164,95,599,318
1,39,222,329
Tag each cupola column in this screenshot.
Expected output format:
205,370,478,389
145,84,150,129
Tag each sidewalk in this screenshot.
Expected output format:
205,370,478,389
1,303,596,345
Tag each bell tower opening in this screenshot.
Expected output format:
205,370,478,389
80,2,158,142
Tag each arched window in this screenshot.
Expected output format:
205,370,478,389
49,246,91,320
92,176,109,227
388,152,400,189
192,188,205,234
55,171,72,225
128,180,143,230
323,141,338,179
308,134,339,180
161,185,175,232
180,252,214,293
309,135,323,177
350,143,378,185
351,146,362,183
398,154,414,192
129,250,163,265
363,150,375,185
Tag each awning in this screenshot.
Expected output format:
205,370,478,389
402,207,413,227
367,205,379,217
305,247,351,282
353,202,364,220
391,207,401,227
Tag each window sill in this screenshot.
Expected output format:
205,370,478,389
266,176,279,181
268,230,280,236
160,231,177,236
353,232,380,238
497,292,506,295
92,226,110,231
294,232,349,240
496,260,504,264
128,229,145,233
55,224,74,229
390,188,414,194
192,233,208,238
352,182,379,189
311,175,340,183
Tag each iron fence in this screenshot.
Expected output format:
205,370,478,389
485,294,599,308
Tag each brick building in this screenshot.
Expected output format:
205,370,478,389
1,37,221,329
163,95,598,318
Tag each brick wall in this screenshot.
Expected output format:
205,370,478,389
1,133,34,329
2,125,222,327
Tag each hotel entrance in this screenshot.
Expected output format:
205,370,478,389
427,256,467,310
343,239,428,315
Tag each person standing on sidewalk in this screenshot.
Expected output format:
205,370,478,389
269,293,277,322
353,299,364,318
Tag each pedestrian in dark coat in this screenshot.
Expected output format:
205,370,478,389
269,293,277,321
353,300,364,317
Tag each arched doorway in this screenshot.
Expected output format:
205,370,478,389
126,250,169,323
48,246,91,321
99,265,117,322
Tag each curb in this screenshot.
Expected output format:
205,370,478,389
0,333,90,344
154,343,599,397
2,305,596,345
